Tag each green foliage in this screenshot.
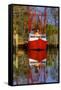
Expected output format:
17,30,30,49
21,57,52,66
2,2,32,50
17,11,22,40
46,24,58,45
46,24,58,36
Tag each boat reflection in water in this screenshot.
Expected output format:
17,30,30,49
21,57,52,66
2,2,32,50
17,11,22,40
13,48,59,85
28,50,47,84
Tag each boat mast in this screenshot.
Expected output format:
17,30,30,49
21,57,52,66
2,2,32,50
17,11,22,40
28,8,33,32
38,11,42,34
43,8,47,34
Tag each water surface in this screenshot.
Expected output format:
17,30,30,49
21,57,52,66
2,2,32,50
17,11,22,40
13,48,59,85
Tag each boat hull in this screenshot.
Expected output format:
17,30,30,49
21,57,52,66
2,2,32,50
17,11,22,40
28,39,48,50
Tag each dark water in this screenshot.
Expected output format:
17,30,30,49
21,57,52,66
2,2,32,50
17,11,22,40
13,48,59,85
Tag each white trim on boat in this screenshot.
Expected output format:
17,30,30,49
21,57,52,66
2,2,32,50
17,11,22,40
28,33,47,41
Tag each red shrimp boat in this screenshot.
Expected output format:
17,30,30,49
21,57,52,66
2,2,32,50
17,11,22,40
28,33,48,50
27,8,48,50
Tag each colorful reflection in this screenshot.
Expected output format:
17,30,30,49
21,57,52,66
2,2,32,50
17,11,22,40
13,48,58,85
28,50,47,62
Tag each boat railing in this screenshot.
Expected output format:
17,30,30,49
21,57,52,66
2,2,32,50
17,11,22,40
29,33,46,38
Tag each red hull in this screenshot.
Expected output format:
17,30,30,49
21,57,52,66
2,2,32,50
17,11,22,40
28,50,47,62
28,39,48,50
